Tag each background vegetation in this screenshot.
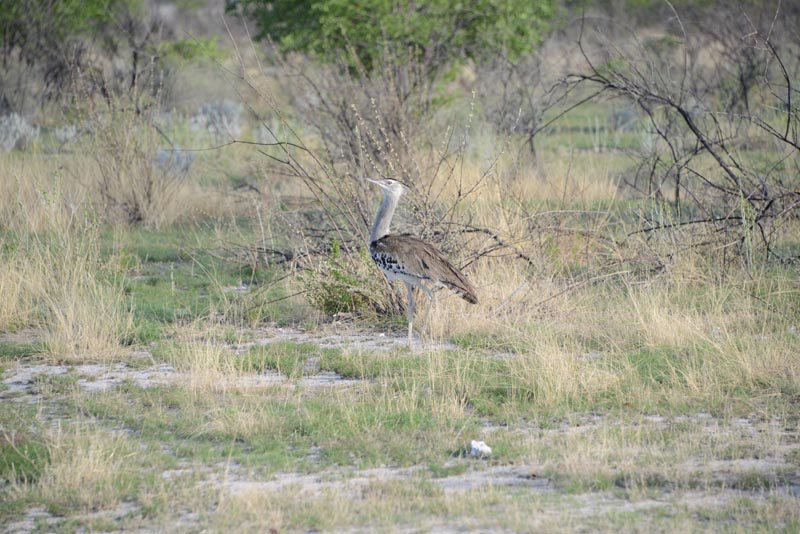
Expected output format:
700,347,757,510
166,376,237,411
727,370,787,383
0,0,798,531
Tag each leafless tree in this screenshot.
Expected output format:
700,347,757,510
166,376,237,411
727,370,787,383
567,3,799,263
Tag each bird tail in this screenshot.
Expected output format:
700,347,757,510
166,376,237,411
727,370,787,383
442,280,478,304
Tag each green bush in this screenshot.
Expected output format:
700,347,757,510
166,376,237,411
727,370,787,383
228,0,554,71
302,242,394,317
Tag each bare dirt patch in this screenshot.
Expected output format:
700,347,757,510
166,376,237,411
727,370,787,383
221,463,550,498
0,326,451,402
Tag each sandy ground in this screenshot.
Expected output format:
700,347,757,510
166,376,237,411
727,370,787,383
2,326,799,532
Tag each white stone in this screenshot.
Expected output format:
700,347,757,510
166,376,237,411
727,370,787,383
470,440,492,458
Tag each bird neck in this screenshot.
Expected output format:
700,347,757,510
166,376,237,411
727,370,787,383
370,190,399,243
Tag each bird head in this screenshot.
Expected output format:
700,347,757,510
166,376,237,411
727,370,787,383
366,178,407,197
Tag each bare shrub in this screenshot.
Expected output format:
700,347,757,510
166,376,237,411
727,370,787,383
188,99,244,144
81,94,192,227
474,30,598,158
227,42,507,318
567,4,800,265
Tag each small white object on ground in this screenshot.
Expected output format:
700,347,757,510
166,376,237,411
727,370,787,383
470,440,492,458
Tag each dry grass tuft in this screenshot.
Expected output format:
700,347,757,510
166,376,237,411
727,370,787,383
160,338,242,393
10,422,138,513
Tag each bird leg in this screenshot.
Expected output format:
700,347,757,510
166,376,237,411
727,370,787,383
418,285,434,340
405,282,415,349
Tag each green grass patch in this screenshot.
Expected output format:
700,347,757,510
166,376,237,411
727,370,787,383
124,260,231,324
451,331,524,353
71,376,481,472
626,346,679,386
104,223,302,331
319,348,546,419
33,372,81,396
0,438,50,484
0,341,44,360
237,341,320,379
123,319,163,345
427,462,468,478
318,348,422,379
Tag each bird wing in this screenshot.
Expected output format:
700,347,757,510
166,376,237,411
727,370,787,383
371,234,478,304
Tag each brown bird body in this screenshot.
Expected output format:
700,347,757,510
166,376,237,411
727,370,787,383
370,234,478,304
366,178,477,347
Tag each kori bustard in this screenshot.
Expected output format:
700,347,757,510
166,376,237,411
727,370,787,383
367,178,477,347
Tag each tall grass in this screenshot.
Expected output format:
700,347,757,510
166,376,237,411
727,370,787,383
428,250,800,413
0,155,133,361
